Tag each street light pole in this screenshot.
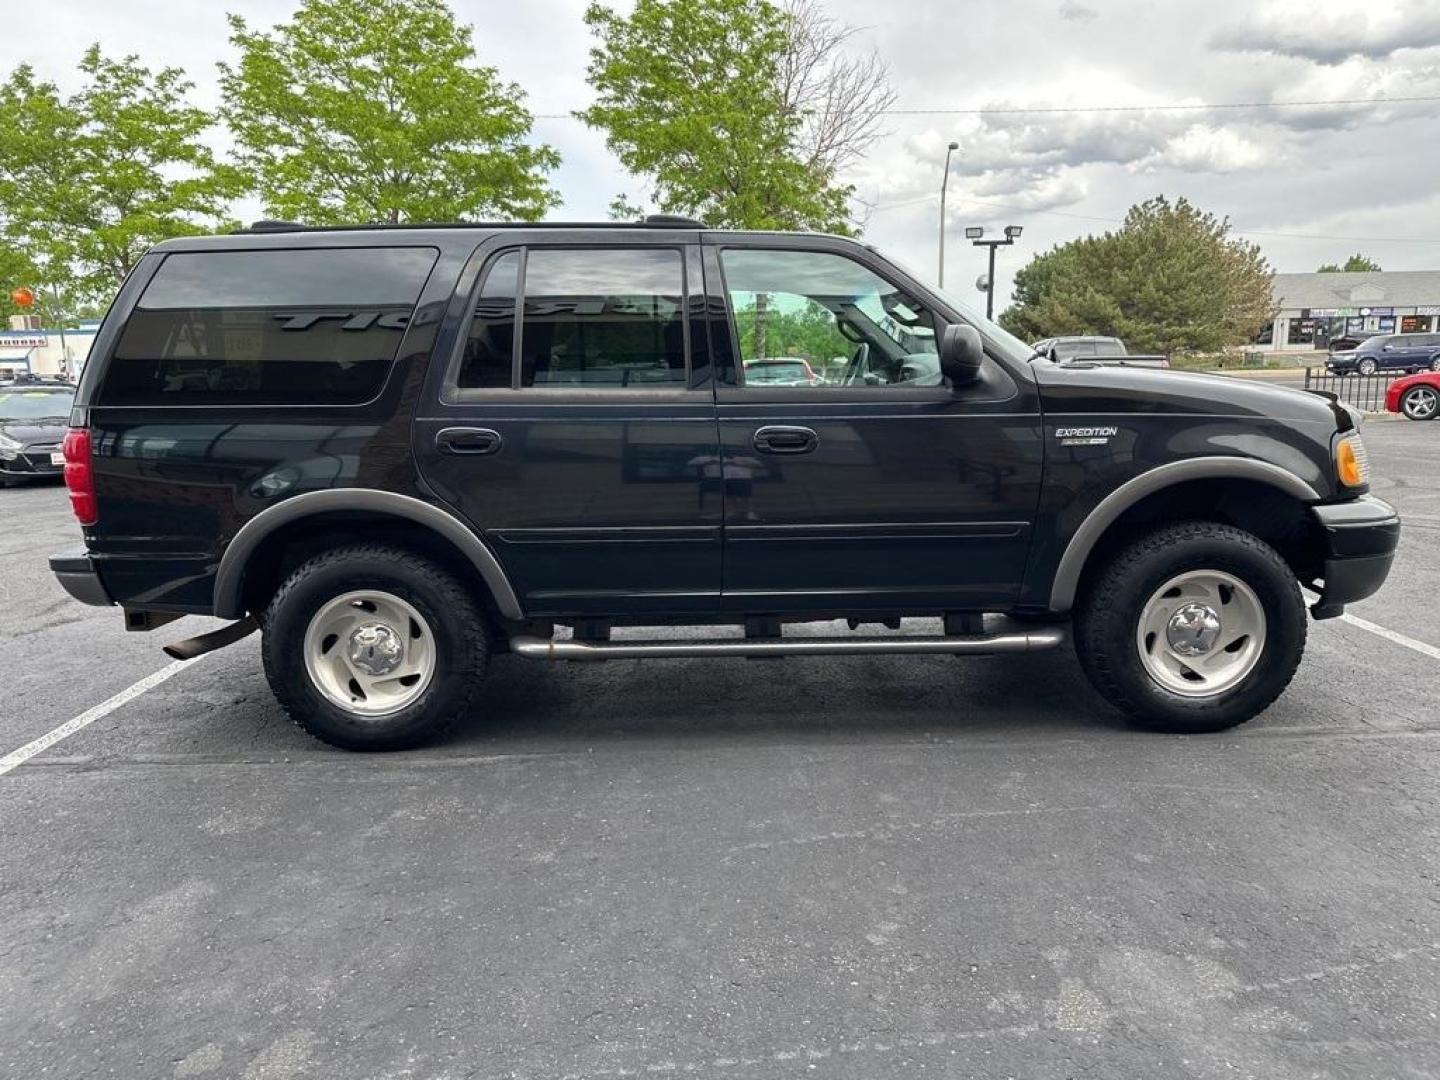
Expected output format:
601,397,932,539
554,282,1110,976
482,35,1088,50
937,141,959,288
985,244,998,320
966,225,1024,321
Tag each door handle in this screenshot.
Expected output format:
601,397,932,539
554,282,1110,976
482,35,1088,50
436,427,502,455
753,425,819,455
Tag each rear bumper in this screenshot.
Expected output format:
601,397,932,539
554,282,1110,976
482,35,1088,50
49,549,114,607
1309,496,1399,617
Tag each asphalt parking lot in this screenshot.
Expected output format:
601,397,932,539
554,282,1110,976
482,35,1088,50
2,419,1438,1080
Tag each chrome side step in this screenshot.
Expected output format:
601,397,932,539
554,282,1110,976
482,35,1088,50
509,626,1065,662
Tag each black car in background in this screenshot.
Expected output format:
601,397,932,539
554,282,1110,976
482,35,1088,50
0,383,76,485
1326,333,1440,375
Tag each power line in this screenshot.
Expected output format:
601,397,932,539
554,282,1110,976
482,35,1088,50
532,94,1440,120
883,95,1440,116
870,192,1440,245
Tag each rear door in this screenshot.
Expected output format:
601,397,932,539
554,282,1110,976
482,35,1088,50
413,232,722,618
704,236,1044,614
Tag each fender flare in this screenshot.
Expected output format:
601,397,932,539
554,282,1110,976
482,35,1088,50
1047,458,1321,612
212,488,524,621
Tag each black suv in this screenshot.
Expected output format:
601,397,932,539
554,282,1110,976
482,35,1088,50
49,219,1399,749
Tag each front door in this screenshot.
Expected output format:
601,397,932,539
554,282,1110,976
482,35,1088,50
415,237,722,618
705,238,1044,614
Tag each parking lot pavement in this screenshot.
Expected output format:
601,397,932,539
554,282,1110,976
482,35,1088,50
2,419,1439,1079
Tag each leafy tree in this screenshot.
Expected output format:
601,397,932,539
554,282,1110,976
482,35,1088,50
734,297,852,362
998,197,1275,355
580,0,893,232
1317,253,1382,273
0,48,241,302
220,0,560,225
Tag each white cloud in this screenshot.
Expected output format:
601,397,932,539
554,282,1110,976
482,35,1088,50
1136,125,1267,173
1210,0,1440,65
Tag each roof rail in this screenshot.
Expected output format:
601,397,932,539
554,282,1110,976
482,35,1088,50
233,217,709,234
642,214,707,229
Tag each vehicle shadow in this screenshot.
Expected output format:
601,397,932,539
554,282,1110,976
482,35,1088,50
442,647,1133,750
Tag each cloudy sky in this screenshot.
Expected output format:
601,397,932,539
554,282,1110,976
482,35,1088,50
5,0,1440,310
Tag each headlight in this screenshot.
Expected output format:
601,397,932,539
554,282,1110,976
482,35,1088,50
1335,431,1370,489
0,433,19,459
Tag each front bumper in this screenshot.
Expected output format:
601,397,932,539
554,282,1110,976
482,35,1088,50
49,549,114,607
1309,496,1400,618
0,451,63,476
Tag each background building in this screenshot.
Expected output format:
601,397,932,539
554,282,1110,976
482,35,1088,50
1263,270,1440,351
0,317,100,379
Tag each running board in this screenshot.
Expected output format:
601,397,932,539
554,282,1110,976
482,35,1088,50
509,627,1065,661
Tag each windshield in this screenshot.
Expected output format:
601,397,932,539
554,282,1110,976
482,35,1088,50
0,389,74,421
1358,336,1388,350
878,250,1035,363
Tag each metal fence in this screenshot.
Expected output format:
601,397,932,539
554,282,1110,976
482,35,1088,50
1302,368,1402,413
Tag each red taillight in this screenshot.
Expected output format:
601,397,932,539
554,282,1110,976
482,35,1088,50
62,428,97,526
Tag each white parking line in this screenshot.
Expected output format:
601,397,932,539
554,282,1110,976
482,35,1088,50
1338,612,1440,663
0,656,206,777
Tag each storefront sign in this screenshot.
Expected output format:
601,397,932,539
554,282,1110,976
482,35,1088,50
1418,306,1440,316
0,332,47,348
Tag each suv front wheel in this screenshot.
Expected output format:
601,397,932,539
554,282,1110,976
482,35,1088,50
1074,522,1306,733
261,545,490,750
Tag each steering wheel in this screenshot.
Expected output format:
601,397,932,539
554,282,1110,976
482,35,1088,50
842,343,871,386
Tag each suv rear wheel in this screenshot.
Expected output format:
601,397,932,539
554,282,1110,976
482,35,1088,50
1074,522,1305,733
261,545,490,750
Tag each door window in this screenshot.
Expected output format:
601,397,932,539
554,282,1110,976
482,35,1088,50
456,247,688,390
521,248,685,388
720,249,940,389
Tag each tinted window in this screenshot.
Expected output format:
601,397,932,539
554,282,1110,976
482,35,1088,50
101,248,438,406
519,248,686,388
457,252,520,389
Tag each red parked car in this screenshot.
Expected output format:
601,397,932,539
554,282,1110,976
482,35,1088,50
1386,372,1440,421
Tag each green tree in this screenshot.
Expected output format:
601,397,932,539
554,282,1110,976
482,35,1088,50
0,48,241,302
998,197,1274,355
220,0,560,225
580,0,893,232
1317,253,1382,273
734,297,851,361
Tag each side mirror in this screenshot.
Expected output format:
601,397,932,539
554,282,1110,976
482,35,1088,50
939,324,984,386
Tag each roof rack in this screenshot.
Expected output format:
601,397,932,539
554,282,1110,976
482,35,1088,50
234,214,708,235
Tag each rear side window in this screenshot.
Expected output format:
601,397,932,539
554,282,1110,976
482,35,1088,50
101,247,438,406
456,247,687,390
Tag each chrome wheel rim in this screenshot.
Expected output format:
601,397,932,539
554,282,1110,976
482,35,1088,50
1359,360,1376,374
303,590,436,716
1136,570,1266,698
1406,388,1438,419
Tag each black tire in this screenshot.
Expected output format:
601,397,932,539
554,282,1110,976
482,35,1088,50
1357,358,1378,375
1074,522,1306,733
1402,386,1440,421
261,545,490,750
